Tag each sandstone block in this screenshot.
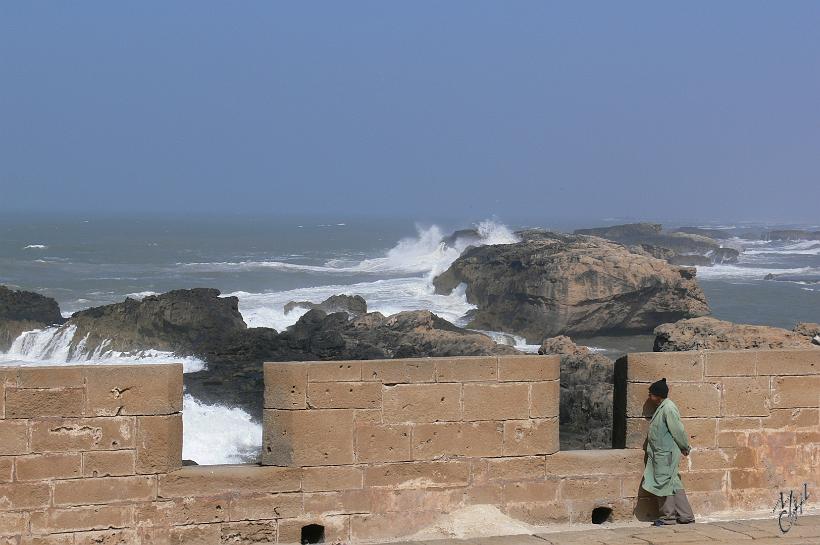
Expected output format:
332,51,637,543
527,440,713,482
368,488,464,513
83,450,136,477
411,421,503,459
498,355,560,382
625,417,650,449
704,351,757,377
0,482,51,509
465,484,503,505
30,416,135,452
502,418,559,456
135,498,226,527
763,408,819,429
262,409,354,466
504,480,560,503
630,382,722,418
354,409,382,424
84,365,182,416
773,375,820,408
382,383,461,423
487,456,545,481
15,453,82,481
302,466,362,492
757,349,820,375
355,424,411,463
718,430,748,448
434,356,497,382
307,361,362,382
53,475,156,506
304,489,372,515
361,358,435,383
0,457,13,482
718,417,762,431
530,381,559,418
681,469,727,492
722,377,771,417
730,469,774,490
73,529,139,545
4,387,84,418
463,383,529,421
505,501,569,525
165,524,221,545
625,386,658,419
264,362,307,409
228,492,303,521
0,419,29,454
307,381,382,409
159,464,301,498
30,505,134,534
18,536,76,545
15,366,85,388
278,515,349,544
628,351,704,382
559,476,622,502
364,461,470,488
221,521,277,544
136,415,182,474
0,512,26,537
683,418,718,448
349,511,438,542
544,449,644,477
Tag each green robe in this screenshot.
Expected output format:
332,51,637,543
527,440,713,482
641,398,691,497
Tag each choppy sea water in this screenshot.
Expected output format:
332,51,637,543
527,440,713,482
1,215,818,462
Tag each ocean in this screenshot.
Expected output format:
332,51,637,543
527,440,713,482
1,214,818,463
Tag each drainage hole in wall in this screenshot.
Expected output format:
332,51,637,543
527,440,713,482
301,524,325,544
591,507,613,524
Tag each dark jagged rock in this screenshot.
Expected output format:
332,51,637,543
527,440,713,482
673,227,733,240
653,317,819,352
441,229,481,248
539,336,613,450
433,235,709,343
794,323,820,339
710,247,740,264
629,244,676,262
284,294,368,317
66,288,247,357
0,285,65,350
764,230,820,241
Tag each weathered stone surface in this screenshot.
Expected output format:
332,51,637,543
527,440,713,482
361,358,435,383
220,520,277,544
756,349,820,375
15,367,84,388
434,356,497,382
15,453,82,481
284,294,367,317
307,361,362,382
627,352,704,382
83,450,136,477
4,387,85,418
136,415,182,474
504,480,561,503
262,409,354,466
773,375,820,408
382,383,461,423
503,418,559,456
654,317,819,352
158,465,301,498
30,417,135,452
627,382,721,418
499,355,560,382
463,383,529,421
278,515,350,544
30,505,134,534
307,381,382,409
544,450,644,476
53,475,156,506
228,493,302,521
355,424,412,463
263,363,307,409
84,365,182,417
303,489,372,515
530,381,559,418
0,457,13,482
722,377,771,417
433,234,709,342
302,466,362,492
350,510,439,542
487,456,546,481
364,461,470,488
135,497,227,527
0,420,29,455
411,421,503,459
705,351,757,377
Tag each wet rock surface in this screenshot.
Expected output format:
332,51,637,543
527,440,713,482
284,294,368,317
433,234,709,343
0,285,65,350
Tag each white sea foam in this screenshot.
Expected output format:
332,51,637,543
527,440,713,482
23,244,48,249
181,394,262,465
695,265,816,280
125,291,160,300
0,325,206,373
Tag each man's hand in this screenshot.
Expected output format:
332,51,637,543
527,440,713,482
681,448,690,456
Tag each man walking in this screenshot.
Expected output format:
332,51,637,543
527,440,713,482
642,378,696,526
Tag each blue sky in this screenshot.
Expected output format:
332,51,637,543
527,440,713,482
1,2,819,223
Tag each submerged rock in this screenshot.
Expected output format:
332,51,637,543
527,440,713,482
284,294,368,317
764,229,820,241
653,317,819,352
433,234,709,343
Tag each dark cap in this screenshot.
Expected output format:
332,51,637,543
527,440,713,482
649,377,669,398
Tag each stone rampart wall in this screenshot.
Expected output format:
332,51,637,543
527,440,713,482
0,351,817,544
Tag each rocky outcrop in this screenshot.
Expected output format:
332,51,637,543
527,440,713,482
539,336,613,450
0,285,65,350
653,317,820,352
673,227,733,240
764,230,820,241
794,322,820,338
433,235,710,343
284,294,367,317
66,288,247,357
710,247,740,264
441,229,481,248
